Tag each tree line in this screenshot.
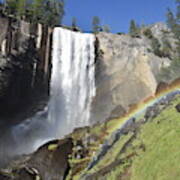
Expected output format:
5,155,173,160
166,0,180,57
0,0,179,38
0,0,65,27
91,0,179,37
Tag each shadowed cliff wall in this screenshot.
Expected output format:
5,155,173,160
0,14,52,125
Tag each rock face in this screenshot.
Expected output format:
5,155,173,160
0,138,73,180
0,16,176,128
91,24,174,123
0,14,52,125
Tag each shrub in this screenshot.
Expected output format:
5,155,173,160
117,32,125,35
158,57,180,81
143,28,153,39
129,19,141,38
161,39,172,58
151,37,162,56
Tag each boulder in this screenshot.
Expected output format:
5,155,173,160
0,138,73,180
0,173,11,180
27,138,73,180
175,104,180,113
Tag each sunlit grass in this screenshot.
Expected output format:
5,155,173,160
68,87,180,179
89,133,133,174
131,97,180,180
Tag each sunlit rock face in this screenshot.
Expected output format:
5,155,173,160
91,29,172,123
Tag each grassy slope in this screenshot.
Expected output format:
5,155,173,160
105,95,180,180
131,96,180,180
67,95,180,180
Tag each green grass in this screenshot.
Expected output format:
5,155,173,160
106,161,131,180
89,133,133,174
84,95,180,180
67,95,180,180
131,96,180,180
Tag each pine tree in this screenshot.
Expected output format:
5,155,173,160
3,0,65,26
92,16,101,33
72,17,77,29
102,25,110,33
54,0,64,25
32,0,44,22
5,0,18,15
166,8,176,30
166,1,180,56
43,0,64,26
175,0,180,40
176,0,180,21
129,19,140,37
16,0,26,17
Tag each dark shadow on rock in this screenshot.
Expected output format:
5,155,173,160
0,138,73,180
175,104,180,113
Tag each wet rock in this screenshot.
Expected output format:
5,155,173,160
145,105,160,120
0,173,11,180
13,167,38,180
175,104,180,113
27,138,73,180
1,138,73,180
121,117,136,134
144,91,180,122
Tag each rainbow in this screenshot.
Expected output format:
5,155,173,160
86,81,180,171
108,79,180,134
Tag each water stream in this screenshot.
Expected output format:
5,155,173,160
0,28,96,166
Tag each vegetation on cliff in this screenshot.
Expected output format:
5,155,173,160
129,19,140,38
158,0,180,82
0,0,64,26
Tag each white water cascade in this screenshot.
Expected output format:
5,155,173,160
49,28,96,137
9,28,96,154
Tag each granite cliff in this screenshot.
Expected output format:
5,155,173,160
0,15,178,126
91,23,177,123
0,14,52,126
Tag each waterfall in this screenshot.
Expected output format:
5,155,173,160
48,28,96,137
7,28,96,156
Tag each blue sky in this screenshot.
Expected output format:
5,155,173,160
63,0,176,33
0,0,176,33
